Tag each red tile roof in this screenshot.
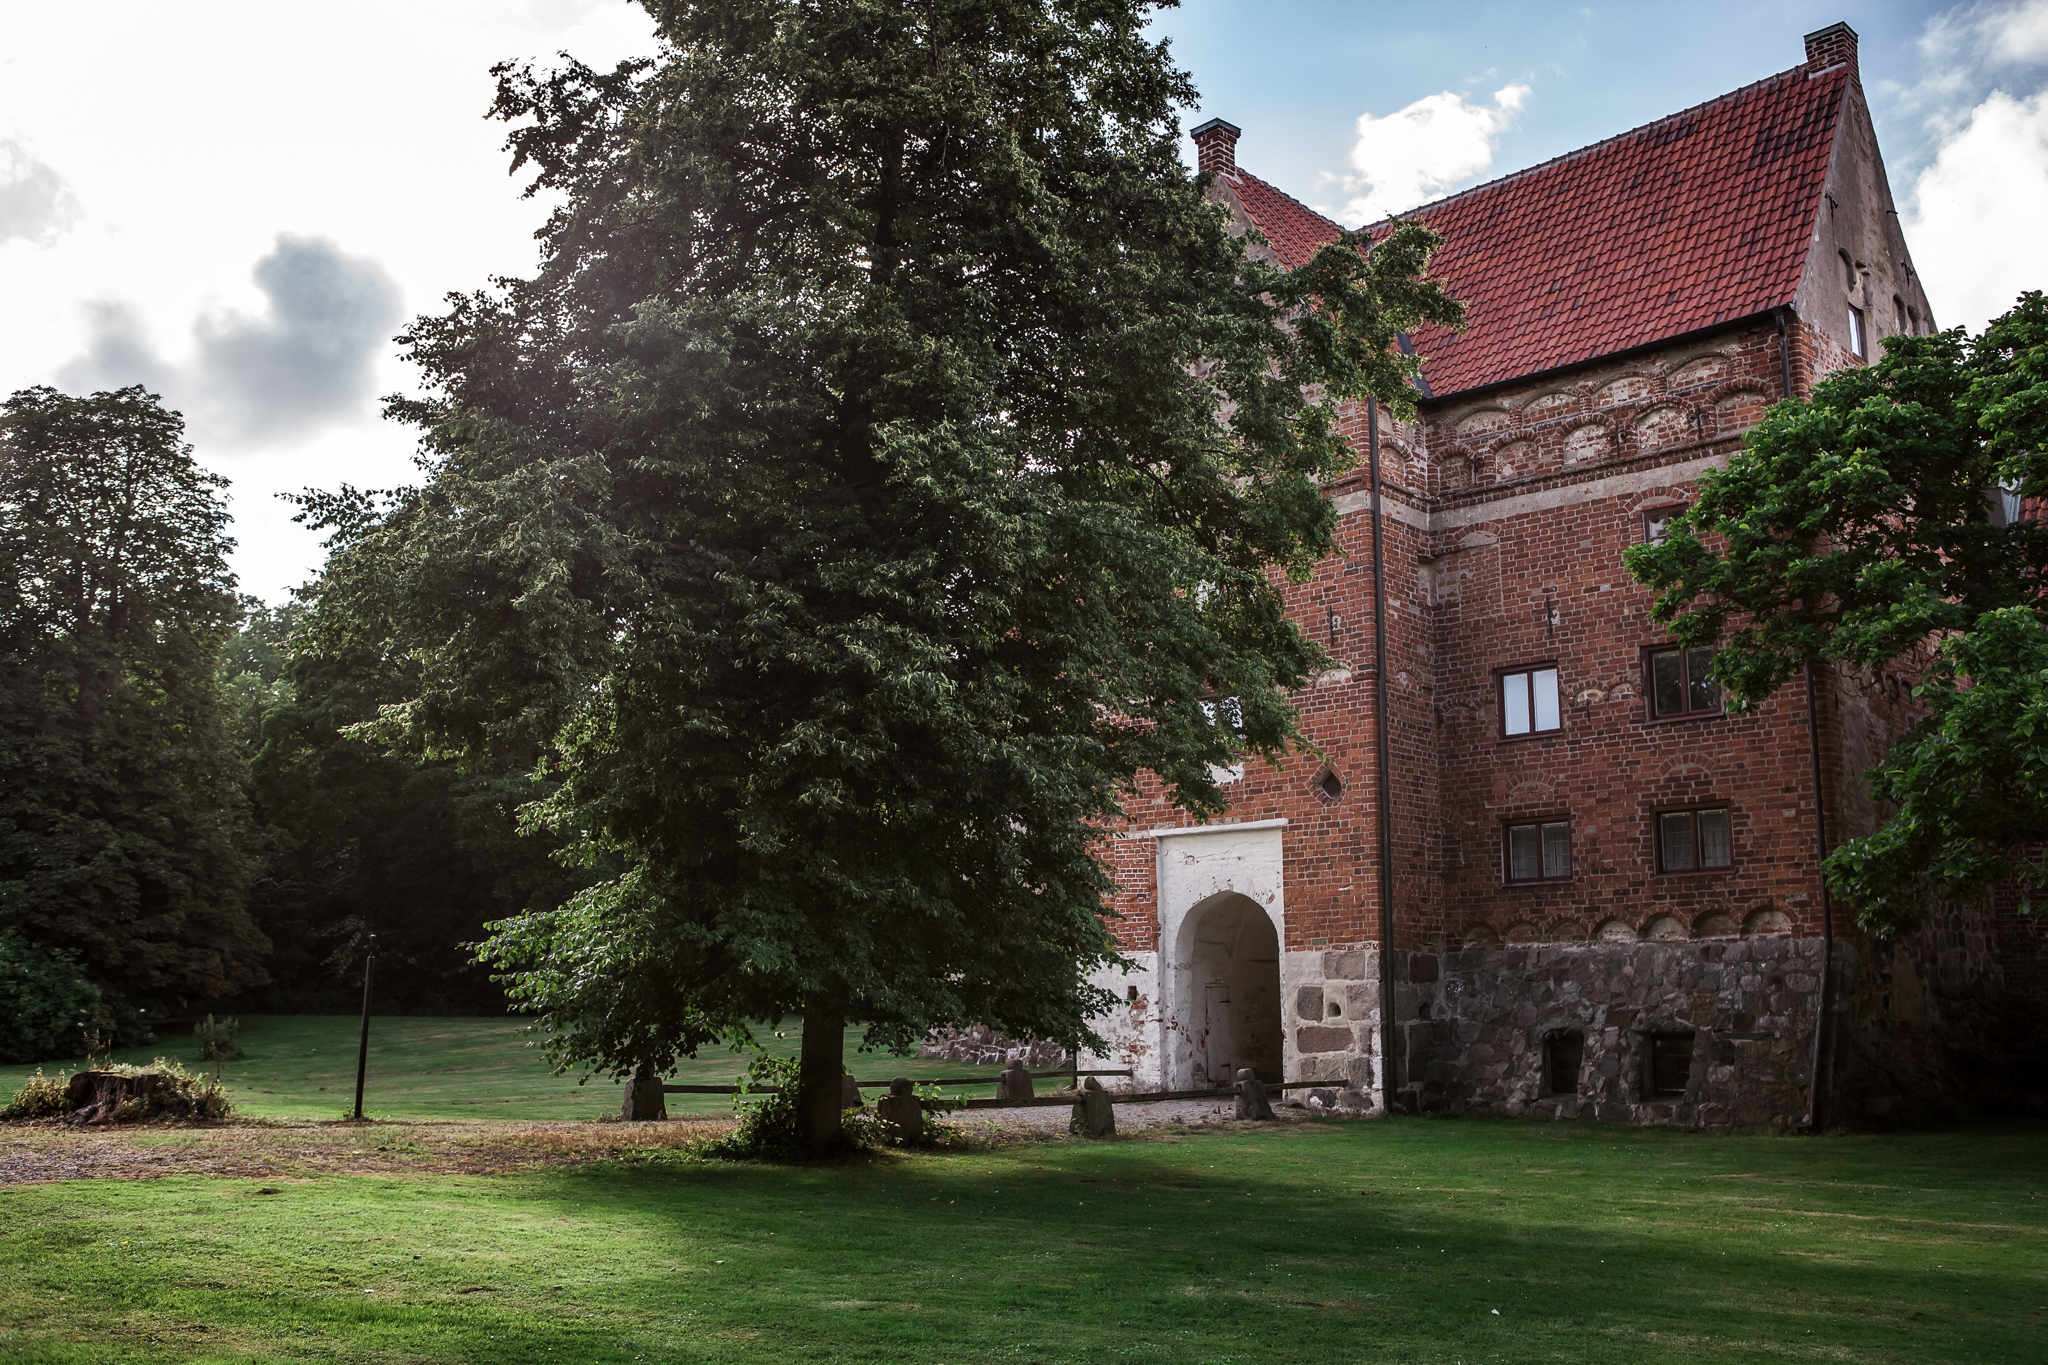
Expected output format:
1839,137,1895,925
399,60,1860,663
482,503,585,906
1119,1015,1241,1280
1221,64,1851,400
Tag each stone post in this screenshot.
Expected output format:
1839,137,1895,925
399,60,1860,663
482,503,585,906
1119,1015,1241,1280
1071,1076,1117,1137
997,1060,1034,1102
876,1077,923,1145
621,1065,667,1121
1234,1068,1275,1120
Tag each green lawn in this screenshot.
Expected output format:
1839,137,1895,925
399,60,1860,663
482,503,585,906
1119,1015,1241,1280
2,1119,2044,1362
2,1016,1012,1121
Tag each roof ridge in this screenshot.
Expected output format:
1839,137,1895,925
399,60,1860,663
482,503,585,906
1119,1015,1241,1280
1353,63,1833,229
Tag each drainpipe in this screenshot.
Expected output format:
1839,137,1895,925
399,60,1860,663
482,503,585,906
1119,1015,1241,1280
1775,309,1795,404
1369,395,1399,1113
1803,657,1835,1132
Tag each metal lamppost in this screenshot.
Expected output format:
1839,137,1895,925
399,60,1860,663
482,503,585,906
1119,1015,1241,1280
352,933,378,1121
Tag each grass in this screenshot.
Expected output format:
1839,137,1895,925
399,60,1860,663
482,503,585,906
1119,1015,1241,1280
3,1118,2046,1362
1,1016,1014,1122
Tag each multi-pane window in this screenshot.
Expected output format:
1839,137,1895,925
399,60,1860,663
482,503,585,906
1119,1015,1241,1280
1643,505,1686,545
1847,303,1867,358
1648,645,1720,719
1506,819,1571,882
1501,666,1560,737
1657,807,1733,872
1647,1033,1695,1098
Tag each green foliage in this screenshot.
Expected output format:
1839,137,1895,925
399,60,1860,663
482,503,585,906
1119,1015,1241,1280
0,929,105,1064
2,1067,72,1119
308,0,1459,1110
0,386,266,1020
702,1053,809,1160
192,1013,241,1061
1627,295,2048,934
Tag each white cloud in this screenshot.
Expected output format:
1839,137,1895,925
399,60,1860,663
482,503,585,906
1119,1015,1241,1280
1905,88,2048,334
0,138,79,245
1333,84,1530,225
1887,2,2048,334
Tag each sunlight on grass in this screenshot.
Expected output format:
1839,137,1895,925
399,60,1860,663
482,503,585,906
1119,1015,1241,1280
1,1016,1010,1122
2,1119,2043,1363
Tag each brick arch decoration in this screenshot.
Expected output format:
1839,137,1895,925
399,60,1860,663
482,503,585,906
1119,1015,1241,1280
1663,351,1736,390
1693,911,1740,938
1744,905,1794,937
1560,413,1622,466
1500,779,1559,810
1518,387,1585,419
1547,917,1589,941
1628,401,1704,454
1592,917,1636,942
1503,921,1542,944
1592,372,1660,407
1641,913,1688,941
1627,489,1694,517
1705,378,1773,438
1461,923,1503,949
1453,406,1516,440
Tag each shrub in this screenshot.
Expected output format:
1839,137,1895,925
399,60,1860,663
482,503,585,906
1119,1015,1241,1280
702,1054,807,1160
3,1069,72,1119
192,1014,241,1061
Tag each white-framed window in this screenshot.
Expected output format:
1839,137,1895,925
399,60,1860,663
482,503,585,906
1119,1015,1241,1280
1506,819,1572,882
1643,505,1687,545
1848,304,1867,359
1500,665,1560,737
1657,807,1732,872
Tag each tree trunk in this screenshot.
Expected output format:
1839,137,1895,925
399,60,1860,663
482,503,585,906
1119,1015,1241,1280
799,999,847,1155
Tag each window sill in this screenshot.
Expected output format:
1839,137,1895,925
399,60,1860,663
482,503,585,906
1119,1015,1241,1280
1504,878,1575,888
1640,711,1726,728
1652,867,1736,879
1496,729,1565,745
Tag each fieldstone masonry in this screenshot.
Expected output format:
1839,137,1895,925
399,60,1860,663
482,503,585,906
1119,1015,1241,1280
1393,938,1823,1126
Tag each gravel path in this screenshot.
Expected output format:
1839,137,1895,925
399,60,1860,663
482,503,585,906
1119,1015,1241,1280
942,1096,1317,1137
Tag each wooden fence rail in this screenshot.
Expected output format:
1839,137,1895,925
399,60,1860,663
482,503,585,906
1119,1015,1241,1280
662,1076,1339,1108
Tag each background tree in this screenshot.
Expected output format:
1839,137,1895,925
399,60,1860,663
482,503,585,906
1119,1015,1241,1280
1627,294,2048,934
325,0,1461,1149
0,385,266,1043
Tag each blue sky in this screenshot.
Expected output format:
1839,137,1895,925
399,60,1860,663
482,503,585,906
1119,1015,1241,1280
1,1,2042,599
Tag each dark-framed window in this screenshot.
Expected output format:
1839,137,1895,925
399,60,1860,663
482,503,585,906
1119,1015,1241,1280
1646,1033,1695,1099
1543,1030,1584,1095
1505,819,1571,883
1647,645,1720,719
1657,806,1733,873
1500,665,1560,737
1643,504,1687,545
1847,303,1867,358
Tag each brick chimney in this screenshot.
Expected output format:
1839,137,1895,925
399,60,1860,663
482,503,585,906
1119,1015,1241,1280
1803,21,1858,77
1190,118,1242,176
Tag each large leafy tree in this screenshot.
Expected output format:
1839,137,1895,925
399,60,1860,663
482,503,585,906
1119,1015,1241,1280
326,0,1459,1148
0,386,267,1033
1628,294,2048,934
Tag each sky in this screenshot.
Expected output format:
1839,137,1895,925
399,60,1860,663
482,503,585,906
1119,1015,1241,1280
1,1,2043,603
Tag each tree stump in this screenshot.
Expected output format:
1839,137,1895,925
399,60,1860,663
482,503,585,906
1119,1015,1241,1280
65,1071,165,1125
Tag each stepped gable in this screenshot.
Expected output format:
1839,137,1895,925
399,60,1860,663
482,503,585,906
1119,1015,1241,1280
1223,63,1852,399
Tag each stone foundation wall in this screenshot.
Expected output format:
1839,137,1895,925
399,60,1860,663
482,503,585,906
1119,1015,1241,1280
1394,938,1825,1128
918,1025,1070,1069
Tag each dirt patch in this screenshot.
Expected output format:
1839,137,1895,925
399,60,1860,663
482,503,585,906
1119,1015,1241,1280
0,1117,733,1184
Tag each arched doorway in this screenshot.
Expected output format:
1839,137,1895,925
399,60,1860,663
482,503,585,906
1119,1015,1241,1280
1177,892,1282,1087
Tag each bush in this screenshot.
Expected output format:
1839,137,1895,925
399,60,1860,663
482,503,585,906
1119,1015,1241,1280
0,931,104,1064
192,1014,241,1061
3,1068,72,1119
702,1054,807,1160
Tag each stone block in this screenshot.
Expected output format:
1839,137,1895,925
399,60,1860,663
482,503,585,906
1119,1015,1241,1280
1408,954,1440,984
1295,1024,1353,1053
1345,982,1380,1016
1325,949,1369,980
1296,985,1325,1021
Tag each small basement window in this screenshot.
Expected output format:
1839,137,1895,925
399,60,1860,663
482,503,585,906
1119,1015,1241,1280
1658,806,1733,873
1543,1030,1585,1096
1647,1033,1695,1099
1505,819,1571,883
1501,665,1561,737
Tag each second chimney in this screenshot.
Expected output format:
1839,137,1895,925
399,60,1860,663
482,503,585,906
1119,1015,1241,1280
1190,118,1242,177
1804,21,1858,77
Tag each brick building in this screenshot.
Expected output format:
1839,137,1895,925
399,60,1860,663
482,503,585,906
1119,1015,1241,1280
1080,23,2024,1127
